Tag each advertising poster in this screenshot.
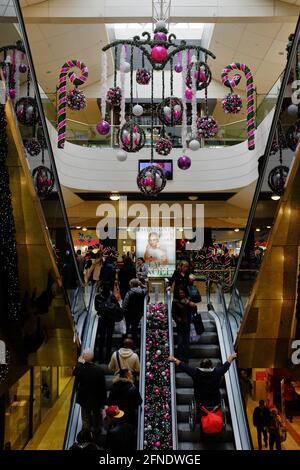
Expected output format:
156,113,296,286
136,227,176,277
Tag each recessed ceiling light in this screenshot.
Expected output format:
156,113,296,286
110,193,120,201
271,194,280,201
188,195,198,201
256,228,260,232
267,226,271,229
234,228,240,232
82,227,87,232
76,226,81,229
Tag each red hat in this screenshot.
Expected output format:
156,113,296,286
105,405,124,419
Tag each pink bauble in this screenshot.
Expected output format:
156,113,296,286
177,155,191,170
96,119,110,135
155,442,161,448
151,46,167,63
144,177,154,187
154,32,167,41
185,88,193,100
194,69,206,82
9,89,16,99
175,63,183,73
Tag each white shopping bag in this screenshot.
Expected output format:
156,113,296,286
190,322,200,343
115,319,126,335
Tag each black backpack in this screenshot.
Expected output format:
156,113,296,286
95,293,123,322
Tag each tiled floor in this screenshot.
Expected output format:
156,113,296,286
25,378,74,450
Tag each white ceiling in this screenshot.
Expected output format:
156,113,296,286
0,0,15,16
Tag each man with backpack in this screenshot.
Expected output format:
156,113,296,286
94,281,123,363
122,279,147,346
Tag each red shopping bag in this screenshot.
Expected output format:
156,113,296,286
200,405,223,434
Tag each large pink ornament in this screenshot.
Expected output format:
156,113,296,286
151,46,167,63
154,32,167,41
185,88,193,100
96,120,110,135
177,155,191,170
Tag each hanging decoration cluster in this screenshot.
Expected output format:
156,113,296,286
0,104,22,322
143,303,173,450
0,41,27,102
222,93,242,114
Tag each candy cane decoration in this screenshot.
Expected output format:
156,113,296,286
57,59,88,149
221,63,255,150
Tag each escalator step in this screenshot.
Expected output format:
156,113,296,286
176,388,227,404
178,441,235,451
176,404,230,422
192,332,218,345
187,358,221,369
177,422,233,443
188,344,220,358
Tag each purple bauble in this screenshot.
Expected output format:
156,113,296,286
96,119,110,135
177,155,191,170
19,63,27,73
175,63,183,73
151,46,167,63
9,89,16,99
185,88,193,100
154,32,167,41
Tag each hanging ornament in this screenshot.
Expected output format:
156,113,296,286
151,46,167,63
154,32,167,41
66,88,87,111
121,61,131,73
157,97,183,126
186,62,212,90
9,89,16,100
196,116,218,139
185,87,193,101
32,165,55,198
15,97,39,126
268,165,289,196
286,120,300,151
19,63,27,73
106,86,122,107
175,63,183,73
118,121,146,152
133,104,144,117
188,139,200,151
136,68,151,85
155,137,172,156
137,165,166,196
25,138,41,156
96,119,110,135
287,103,298,117
222,93,242,114
116,149,127,161
177,155,191,170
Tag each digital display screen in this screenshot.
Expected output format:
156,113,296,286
138,160,173,180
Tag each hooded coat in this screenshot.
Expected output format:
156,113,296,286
108,348,140,374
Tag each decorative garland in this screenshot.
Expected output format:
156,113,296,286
57,59,88,149
221,63,255,150
66,88,87,111
196,116,218,139
143,303,172,450
136,68,151,85
0,104,21,322
222,93,242,114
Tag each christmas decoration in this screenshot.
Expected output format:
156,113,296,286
287,103,298,117
151,45,167,63
133,104,144,117
0,104,22,322
184,87,193,101
157,97,183,126
116,149,127,161
155,137,172,156
25,138,41,156
103,246,119,258
177,155,191,170
19,63,27,74
137,165,167,196
221,63,255,150
268,165,289,196
0,344,10,385
188,139,200,151
222,93,242,114
136,68,151,85
286,120,300,151
186,62,212,90
106,86,122,107
175,63,183,73
96,120,110,135
32,165,55,198
118,121,146,152
196,116,218,139
143,303,173,450
57,59,89,148
15,97,39,126
154,32,167,41
66,88,87,111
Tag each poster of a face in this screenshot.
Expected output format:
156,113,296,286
136,228,176,277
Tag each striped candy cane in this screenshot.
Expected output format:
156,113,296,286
221,63,255,150
57,59,88,149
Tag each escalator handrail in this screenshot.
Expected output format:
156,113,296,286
232,17,300,288
137,296,148,450
166,290,178,450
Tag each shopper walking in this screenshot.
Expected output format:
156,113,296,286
283,378,297,423
119,256,136,299
253,400,270,450
170,261,190,299
268,408,282,450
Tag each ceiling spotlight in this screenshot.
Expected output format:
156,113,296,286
271,194,280,201
267,226,271,229
110,193,120,201
188,195,198,201
76,226,81,229
82,227,88,232
178,228,184,232
256,228,260,232
234,228,240,232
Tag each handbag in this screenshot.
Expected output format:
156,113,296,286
200,405,223,434
192,310,205,335
187,285,202,303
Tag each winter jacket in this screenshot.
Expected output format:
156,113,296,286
179,361,231,407
136,264,148,282
100,259,116,289
108,378,142,423
119,264,136,298
122,287,147,323
253,406,270,428
108,348,140,374
105,421,136,453
74,362,107,409
170,269,190,299
172,299,191,329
